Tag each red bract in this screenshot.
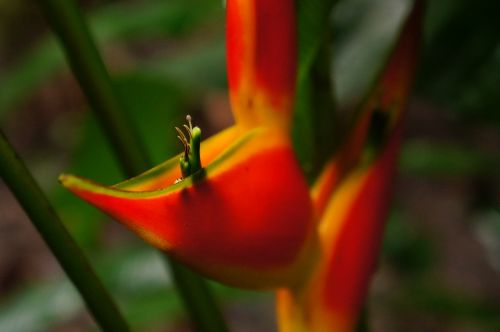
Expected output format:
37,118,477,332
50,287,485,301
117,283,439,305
277,2,423,331
61,0,315,289
61,0,423,329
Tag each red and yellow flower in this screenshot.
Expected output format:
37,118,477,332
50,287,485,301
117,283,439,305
60,0,423,330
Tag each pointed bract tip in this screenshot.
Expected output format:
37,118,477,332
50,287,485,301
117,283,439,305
58,173,73,186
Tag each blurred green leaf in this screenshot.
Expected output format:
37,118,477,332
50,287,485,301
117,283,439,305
0,0,221,122
399,140,500,177
382,209,436,276
417,0,500,125
391,282,500,330
295,0,338,82
140,39,226,91
114,72,191,164
91,0,220,40
0,38,64,122
333,0,413,106
293,0,416,180
0,246,265,332
293,0,339,179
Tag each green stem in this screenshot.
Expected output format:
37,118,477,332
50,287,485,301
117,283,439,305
170,262,228,332
37,1,228,331
39,0,149,176
0,130,130,332
355,305,369,332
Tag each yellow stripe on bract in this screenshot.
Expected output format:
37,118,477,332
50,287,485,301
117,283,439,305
59,173,185,199
275,167,371,332
60,126,289,200
310,158,341,221
113,157,179,191
275,167,368,331
311,160,335,200
135,226,172,251
113,126,241,192
231,0,257,127
208,126,291,177
318,166,367,252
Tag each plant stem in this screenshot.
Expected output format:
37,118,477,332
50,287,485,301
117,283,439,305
356,305,369,332
170,262,228,332
39,0,149,176
0,130,130,332
38,1,228,331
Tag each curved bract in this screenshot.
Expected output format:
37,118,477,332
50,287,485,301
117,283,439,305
61,127,315,288
278,123,403,331
277,2,423,331
227,0,296,130
60,0,307,289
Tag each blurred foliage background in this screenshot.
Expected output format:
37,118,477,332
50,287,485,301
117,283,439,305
0,0,499,331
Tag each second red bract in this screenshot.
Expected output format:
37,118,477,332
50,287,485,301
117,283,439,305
60,0,423,330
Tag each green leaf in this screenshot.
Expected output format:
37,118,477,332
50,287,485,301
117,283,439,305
0,246,266,331
417,0,500,126
293,0,339,180
295,0,339,82
140,39,226,91
333,0,413,107
0,0,221,122
399,140,500,177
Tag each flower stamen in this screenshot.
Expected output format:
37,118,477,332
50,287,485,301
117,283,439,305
175,115,203,179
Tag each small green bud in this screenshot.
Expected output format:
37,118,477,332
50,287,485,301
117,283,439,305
189,127,202,174
180,156,191,178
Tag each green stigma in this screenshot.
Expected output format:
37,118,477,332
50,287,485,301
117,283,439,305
175,115,202,178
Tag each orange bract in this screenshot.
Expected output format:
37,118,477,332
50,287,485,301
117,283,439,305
61,0,423,329
61,0,313,289
277,2,423,330
61,127,315,288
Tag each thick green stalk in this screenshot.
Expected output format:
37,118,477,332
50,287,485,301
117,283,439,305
0,130,130,332
37,1,228,331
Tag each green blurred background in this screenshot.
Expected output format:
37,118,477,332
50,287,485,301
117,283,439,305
0,0,499,331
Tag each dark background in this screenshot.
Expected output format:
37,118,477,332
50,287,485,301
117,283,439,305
0,0,499,331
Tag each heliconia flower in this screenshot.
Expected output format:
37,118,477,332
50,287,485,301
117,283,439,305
60,4,423,330
60,0,317,289
276,2,423,331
